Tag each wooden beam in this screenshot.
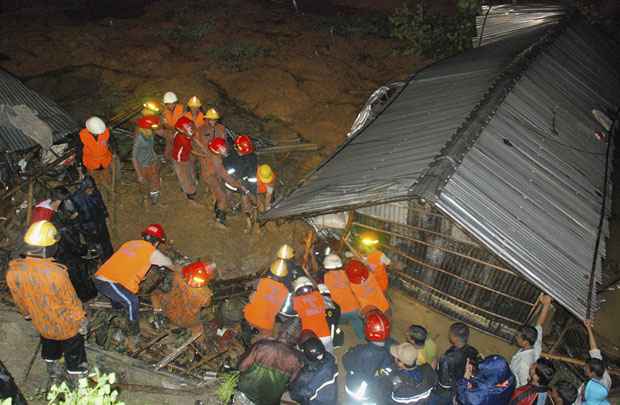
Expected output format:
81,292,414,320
154,333,203,371
256,143,318,155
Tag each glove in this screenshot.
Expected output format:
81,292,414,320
79,318,89,336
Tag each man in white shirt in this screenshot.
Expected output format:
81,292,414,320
510,294,553,388
574,319,612,404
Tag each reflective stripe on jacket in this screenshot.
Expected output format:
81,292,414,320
7,257,85,340
293,291,330,338
96,240,156,293
79,128,112,170
243,277,289,331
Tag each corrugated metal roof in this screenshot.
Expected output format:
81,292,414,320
0,69,78,153
263,14,620,319
264,23,554,220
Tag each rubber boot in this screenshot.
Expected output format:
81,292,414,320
126,319,142,352
214,204,227,229
65,363,89,390
45,360,64,390
149,191,160,206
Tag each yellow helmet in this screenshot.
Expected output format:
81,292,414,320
24,220,60,247
258,164,274,183
205,108,220,120
142,100,161,114
276,244,295,260
187,96,202,108
270,259,288,278
359,230,380,248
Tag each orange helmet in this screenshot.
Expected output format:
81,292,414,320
182,261,216,288
345,259,369,284
208,137,228,155
234,135,254,156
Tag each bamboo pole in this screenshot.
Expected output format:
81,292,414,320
353,222,516,275
154,333,203,371
540,352,620,376
548,319,574,353
111,155,118,239
25,179,34,225
382,243,534,306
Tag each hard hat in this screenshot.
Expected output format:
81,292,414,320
364,308,390,342
143,101,161,114
276,244,295,260
85,116,106,135
270,258,288,278
175,116,194,135
142,223,166,243
162,91,178,104
257,164,274,183
137,115,160,129
205,108,220,120
187,96,202,108
317,283,330,296
344,259,369,284
234,135,254,156
323,254,343,270
24,220,60,247
359,230,380,248
208,137,228,155
300,332,326,361
293,276,314,295
182,261,216,288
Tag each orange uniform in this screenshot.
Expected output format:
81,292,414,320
257,167,276,194
350,272,390,314
293,291,330,338
163,104,184,129
184,111,205,128
324,270,360,313
243,277,289,332
6,257,85,340
151,272,212,330
95,240,156,294
367,250,390,292
79,128,113,170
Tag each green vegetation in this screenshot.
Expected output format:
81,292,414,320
390,0,480,59
46,370,124,405
207,42,273,71
216,371,240,403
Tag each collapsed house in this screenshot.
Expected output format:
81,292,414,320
263,8,620,340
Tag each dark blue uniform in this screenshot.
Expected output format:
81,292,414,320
343,342,396,404
289,352,339,405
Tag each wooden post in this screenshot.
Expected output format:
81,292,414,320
25,179,34,225
111,155,118,239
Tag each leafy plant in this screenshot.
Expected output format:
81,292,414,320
1,398,12,405
207,42,272,71
46,370,124,405
216,371,239,403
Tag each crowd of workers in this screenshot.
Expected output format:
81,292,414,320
1,91,614,405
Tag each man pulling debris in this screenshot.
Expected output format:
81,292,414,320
159,91,185,160
6,221,89,388
172,116,200,204
150,260,216,337
94,224,174,348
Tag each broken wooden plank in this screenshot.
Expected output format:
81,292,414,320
130,331,169,357
154,333,203,371
256,143,318,155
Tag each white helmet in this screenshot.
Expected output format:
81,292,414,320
163,91,178,104
323,254,343,270
293,276,314,295
85,116,106,135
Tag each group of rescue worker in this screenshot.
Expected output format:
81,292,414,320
77,91,276,230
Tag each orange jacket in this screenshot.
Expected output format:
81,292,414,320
257,168,276,194
96,240,156,293
151,272,212,329
367,250,389,292
350,273,390,313
324,270,360,313
163,104,184,129
7,257,85,340
184,111,205,128
293,291,330,338
79,128,113,170
243,277,288,331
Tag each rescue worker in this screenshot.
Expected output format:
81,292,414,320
291,276,333,353
171,116,199,204
203,107,226,139
77,116,113,186
359,230,391,292
346,259,390,315
132,115,162,205
323,253,364,340
343,308,395,404
243,259,290,338
234,318,303,405
6,221,88,388
151,260,215,337
256,164,276,213
159,91,184,160
274,244,303,321
94,224,173,346
72,175,114,261
289,330,339,405
389,342,437,404
185,96,206,130
29,186,69,225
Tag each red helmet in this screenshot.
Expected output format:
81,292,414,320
234,135,254,156
208,137,228,155
364,309,390,342
182,261,216,288
137,115,160,129
174,116,194,135
142,223,166,243
345,259,369,284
